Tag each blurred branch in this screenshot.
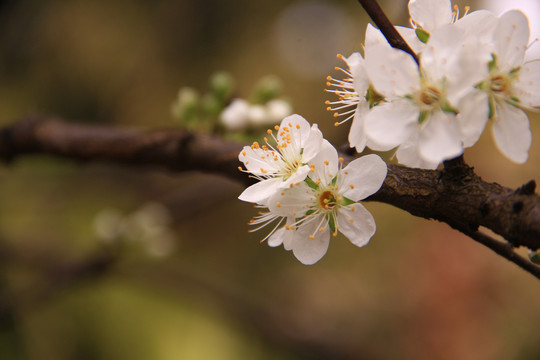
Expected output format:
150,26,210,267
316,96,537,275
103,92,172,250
1,115,540,279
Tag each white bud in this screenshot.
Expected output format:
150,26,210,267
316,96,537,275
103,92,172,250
220,99,250,131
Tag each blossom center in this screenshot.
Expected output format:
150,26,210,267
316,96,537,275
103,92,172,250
488,74,513,97
419,86,442,107
318,190,338,210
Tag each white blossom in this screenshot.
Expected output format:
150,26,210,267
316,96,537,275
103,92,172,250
251,152,387,265
238,114,325,204
220,98,250,131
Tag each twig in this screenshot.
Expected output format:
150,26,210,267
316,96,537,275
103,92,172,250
357,0,419,64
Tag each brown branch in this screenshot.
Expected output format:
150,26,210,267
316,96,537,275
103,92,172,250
357,0,419,63
1,115,540,277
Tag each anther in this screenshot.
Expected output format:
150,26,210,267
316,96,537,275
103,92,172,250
334,122,339,127
276,202,281,207
338,157,344,163
267,129,272,134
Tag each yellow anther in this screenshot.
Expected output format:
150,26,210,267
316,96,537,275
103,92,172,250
333,113,339,118
327,107,332,111
267,129,272,134
242,151,246,156
309,235,315,240
261,168,267,174
276,202,281,207
325,100,330,104
338,157,344,163
349,184,355,189
238,166,242,171
324,160,329,165
274,125,280,130
334,122,339,127
336,53,343,59
349,217,354,223
315,179,321,185
319,227,324,232
296,124,300,129
351,205,355,211
292,211,296,216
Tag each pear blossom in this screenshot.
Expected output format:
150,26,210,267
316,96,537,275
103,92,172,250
250,152,387,265
364,24,490,168
238,114,325,204
325,25,386,152
473,10,540,163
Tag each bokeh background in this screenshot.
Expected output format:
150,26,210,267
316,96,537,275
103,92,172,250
1,0,540,359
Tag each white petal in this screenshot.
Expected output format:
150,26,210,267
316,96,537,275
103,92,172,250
418,111,463,164
408,0,453,34
268,182,314,217
456,10,498,45
239,145,278,175
293,216,330,265
456,91,489,148
277,114,310,148
341,154,387,201
336,204,376,248
514,60,540,108
364,42,420,97
395,26,425,54
344,52,369,96
492,103,532,163
494,10,530,70
301,124,324,162
364,23,388,49
267,222,294,249
280,165,311,189
365,101,419,151
267,226,286,247
238,177,282,204
396,136,439,169
348,102,369,152
308,140,339,186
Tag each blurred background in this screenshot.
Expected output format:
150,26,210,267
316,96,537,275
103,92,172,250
0,0,540,359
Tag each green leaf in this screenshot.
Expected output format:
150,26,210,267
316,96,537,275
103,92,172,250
415,28,430,43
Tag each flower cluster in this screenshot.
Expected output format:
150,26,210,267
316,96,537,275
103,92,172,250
238,114,387,264
327,0,540,168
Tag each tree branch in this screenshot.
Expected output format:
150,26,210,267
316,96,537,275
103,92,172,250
1,115,540,278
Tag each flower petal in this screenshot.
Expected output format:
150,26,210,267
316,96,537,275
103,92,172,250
514,60,540,108
281,165,311,189
456,90,489,148
238,177,282,204
268,223,294,249
277,114,311,148
396,135,439,169
341,154,387,201
365,100,419,151
348,102,369,152
344,52,369,96
293,215,331,265
395,25,425,54
494,10,530,70
268,182,314,217
301,124,324,163
364,42,419,97
492,103,531,163
309,140,339,186
419,111,463,164
336,204,376,248
239,145,279,175
408,0,453,34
